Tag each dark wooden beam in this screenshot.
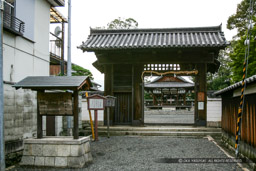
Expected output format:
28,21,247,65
133,64,144,125
73,90,79,139
104,64,114,125
37,90,43,139
96,51,215,64
196,63,207,126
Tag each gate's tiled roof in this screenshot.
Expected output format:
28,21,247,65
80,25,228,51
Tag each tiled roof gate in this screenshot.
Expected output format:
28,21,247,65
79,25,228,126
80,25,228,51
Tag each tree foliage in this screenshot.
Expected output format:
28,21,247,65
226,0,256,83
107,17,138,29
72,64,93,80
207,50,232,90
228,28,256,83
227,0,256,37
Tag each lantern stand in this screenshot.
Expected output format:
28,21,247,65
105,96,116,138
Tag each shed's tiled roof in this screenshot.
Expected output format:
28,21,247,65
214,75,256,95
80,25,228,51
13,76,92,90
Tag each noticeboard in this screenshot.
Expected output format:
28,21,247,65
198,102,204,110
198,92,205,102
105,95,116,107
87,94,106,110
38,92,73,115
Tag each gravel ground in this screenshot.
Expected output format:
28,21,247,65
88,136,244,171
144,114,194,124
8,136,248,171
144,109,194,124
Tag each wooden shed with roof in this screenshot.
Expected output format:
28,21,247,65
79,25,228,126
13,76,92,139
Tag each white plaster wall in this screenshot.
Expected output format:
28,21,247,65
81,99,104,124
34,0,51,63
207,97,222,122
15,0,35,41
3,0,50,83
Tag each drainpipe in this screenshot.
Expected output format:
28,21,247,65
0,1,5,170
67,0,72,135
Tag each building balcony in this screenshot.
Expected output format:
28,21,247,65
3,11,25,36
3,1,25,36
47,0,65,7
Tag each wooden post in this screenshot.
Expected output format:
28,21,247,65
197,63,207,126
133,64,143,125
37,91,43,139
183,90,187,105
73,90,79,139
107,107,110,138
94,110,98,141
104,64,113,125
176,89,179,106
170,95,172,105
194,73,199,123
141,82,144,124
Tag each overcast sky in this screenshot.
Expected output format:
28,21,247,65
56,0,242,90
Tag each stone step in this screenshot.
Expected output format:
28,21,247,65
93,130,222,137
82,126,222,137
86,126,221,132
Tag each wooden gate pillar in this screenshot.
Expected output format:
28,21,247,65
104,64,114,125
132,64,144,125
196,63,207,126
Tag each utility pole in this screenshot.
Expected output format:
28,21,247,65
67,0,72,135
67,0,71,76
0,0,5,170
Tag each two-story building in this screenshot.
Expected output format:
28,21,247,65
3,0,65,163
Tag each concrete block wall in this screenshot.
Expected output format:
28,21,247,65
21,137,93,168
4,83,37,143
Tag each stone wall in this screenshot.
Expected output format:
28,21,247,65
21,137,93,168
4,83,37,154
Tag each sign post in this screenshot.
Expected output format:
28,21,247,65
105,96,116,138
87,95,106,141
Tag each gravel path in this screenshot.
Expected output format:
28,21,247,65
144,114,194,124
9,136,247,171
88,136,243,171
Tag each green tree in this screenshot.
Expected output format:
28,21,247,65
207,50,232,90
107,17,138,29
72,64,93,80
229,28,256,83
227,0,256,83
227,0,256,37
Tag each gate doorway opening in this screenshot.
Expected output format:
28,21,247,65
142,64,196,125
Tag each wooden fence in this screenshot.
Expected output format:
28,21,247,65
222,93,256,147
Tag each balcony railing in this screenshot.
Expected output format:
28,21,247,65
3,11,25,36
50,32,63,60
